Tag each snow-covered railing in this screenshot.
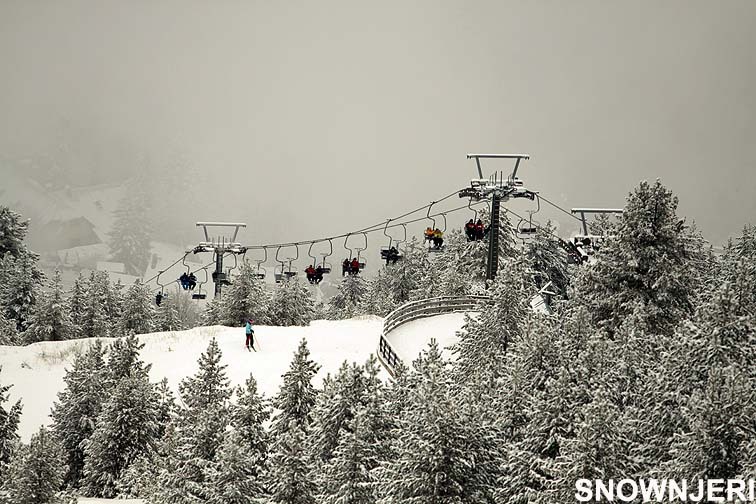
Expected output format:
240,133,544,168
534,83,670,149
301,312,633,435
377,295,490,377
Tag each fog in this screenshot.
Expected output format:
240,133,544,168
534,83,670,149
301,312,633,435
1,0,755,250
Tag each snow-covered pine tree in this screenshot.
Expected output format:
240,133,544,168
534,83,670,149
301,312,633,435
156,292,183,331
270,278,315,327
390,237,427,305
103,278,125,330
4,426,65,504
231,374,270,478
0,206,30,259
271,339,320,437
0,313,18,346
82,345,161,498
361,267,399,317
221,260,272,326
267,423,317,504
119,280,156,335
79,271,109,339
0,367,22,481
573,180,701,336
203,298,224,326
23,269,74,344
308,362,367,477
0,251,43,333
377,341,501,503
67,273,88,338
524,221,569,297
326,275,367,320
154,338,232,502
155,378,177,439
452,260,528,384
51,340,109,487
108,192,152,276
206,429,267,504
319,409,376,504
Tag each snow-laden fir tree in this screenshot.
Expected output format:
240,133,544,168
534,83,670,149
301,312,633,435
203,298,224,326
319,409,376,504
452,260,528,384
82,336,162,497
4,426,65,504
23,269,74,344
0,251,43,333
119,280,155,335
377,341,501,504
524,221,569,297
361,267,399,317
103,278,125,330
67,274,88,339
0,313,18,346
108,192,152,276
51,340,108,487
271,339,320,437
206,429,267,504
326,275,367,320
79,271,110,339
221,260,272,326
308,362,367,479
0,206,30,259
231,374,270,480
267,423,316,504
153,338,232,503
0,366,22,481
572,179,703,336
156,292,183,331
270,277,315,327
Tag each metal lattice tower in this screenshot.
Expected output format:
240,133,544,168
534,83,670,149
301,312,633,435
192,222,247,299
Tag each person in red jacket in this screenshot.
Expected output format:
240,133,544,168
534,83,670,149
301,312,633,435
305,265,316,284
350,258,360,274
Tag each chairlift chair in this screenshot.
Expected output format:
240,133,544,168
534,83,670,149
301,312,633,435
274,245,299,283
344,233,367,272
380,220,405,264
192,268,209,300
317,239,333,274
426,204,446,253
251,248,268,279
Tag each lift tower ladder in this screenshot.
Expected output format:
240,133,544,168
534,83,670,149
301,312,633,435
193,222,247,300
460,154,535,281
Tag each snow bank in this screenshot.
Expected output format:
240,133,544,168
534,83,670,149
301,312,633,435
0,317,384,442
386,312,469,364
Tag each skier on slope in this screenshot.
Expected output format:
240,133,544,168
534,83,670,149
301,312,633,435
245,318,256,351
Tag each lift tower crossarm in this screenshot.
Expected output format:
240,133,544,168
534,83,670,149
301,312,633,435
193,222,248,299
466,153,530,179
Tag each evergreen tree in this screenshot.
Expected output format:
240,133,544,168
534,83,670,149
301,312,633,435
207,429,267,504
573,180,701,336
378,341,501,503
24,269,74,344
108,192,152,276
51,341,108,487
0,367,22,480
0,313,18,346
524,221,569,297
231,375,270,478
79,271,109,339
0,207,30,259
103,278,125,330
67,274,88,338
361,267,399,317
268,423,316,504
222,260,272,326
271,339,320,437
5,426,65,504
156,292,183,331
119,280,156,335
452,261,528,384
270,278,315,327
154,339,232,502
327,275,367,320
0,252,43,332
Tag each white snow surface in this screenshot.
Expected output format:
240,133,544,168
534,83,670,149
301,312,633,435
1,318,385,442
386,312,470,363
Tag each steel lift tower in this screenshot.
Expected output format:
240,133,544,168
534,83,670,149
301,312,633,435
192,222,247,299
459,154,536,281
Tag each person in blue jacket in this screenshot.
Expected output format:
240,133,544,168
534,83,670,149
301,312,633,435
245,319,256,351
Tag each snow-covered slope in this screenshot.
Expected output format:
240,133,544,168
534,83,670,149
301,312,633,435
386,312,469,363
1,318,384,442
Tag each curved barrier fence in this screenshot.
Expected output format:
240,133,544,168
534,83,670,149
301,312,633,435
377,295,490,376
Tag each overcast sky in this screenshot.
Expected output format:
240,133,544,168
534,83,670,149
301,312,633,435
1,0,754,248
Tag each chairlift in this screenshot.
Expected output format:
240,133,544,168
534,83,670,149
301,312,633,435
155,270,168,306
516,194,540,240
274,245,299,283
343,232,367,273
380,219,405,264
319,239,333,274
249,248,268,279
425,203,446,253
192,268,209,300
